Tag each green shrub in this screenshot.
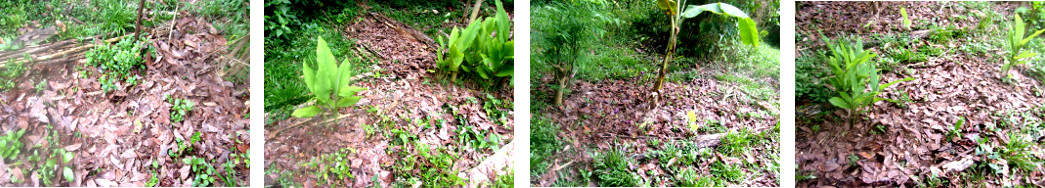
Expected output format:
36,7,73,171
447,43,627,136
85,36,150,93
824,35,914,124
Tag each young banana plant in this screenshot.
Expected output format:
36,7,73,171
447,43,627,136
651,0,760,99
437,21,480,82
1002,14,1045,78
292,36,367,127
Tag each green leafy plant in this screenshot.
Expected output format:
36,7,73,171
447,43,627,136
291,37,366,123
436,0,514,85
301,148,354,186
651,0,760,95
0,58,27,91
593,147,640,186
824,36,914,125
436,19,479,82
167,95,195,123
947,117,965,141
183,156,216,187
0,129,25,160
85,35,149,93
1001,14,1045,78
167,132,200,158
471,0,514,82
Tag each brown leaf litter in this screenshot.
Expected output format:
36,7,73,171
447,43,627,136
0,14,249,186
797,2,1045,187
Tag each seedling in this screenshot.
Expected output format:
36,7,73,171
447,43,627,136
947,117,965,141
183,156,216,187
1001,14,1045,78
167,95,195,123
291,36,367,128
0,129,26,160
824,36,914,126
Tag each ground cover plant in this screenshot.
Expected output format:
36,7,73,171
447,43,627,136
263,0,515,187
0,0,250,186
530,0,780,186
797,2,1045,187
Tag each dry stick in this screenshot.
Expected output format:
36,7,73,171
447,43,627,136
168,4,181,40
467,0,485,23
0,40,75,60
0,35,130,68
267,113,352,140
133,0,145,44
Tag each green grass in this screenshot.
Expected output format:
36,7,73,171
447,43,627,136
529,117,562,177
593,146,641,187
719,128,754,157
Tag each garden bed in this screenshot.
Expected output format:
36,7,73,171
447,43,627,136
263,3,515,187
797,1,1045,187
0,0,249,186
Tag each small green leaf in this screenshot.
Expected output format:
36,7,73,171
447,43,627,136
901,7,911,29
63,167,74,182
291,106,322,118
63,152,73,163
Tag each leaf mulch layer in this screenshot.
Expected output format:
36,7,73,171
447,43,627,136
797,2,1045,187
796,1,1023,47
0,14,249,186
532,73,779,187
263,12,514,188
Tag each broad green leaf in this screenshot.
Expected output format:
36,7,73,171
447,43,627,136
302,59,316,94
901,7,911,29
1015,51,1038,60
737,18,760,46
338,58,353,89
687,110,696,124
336,96,363,108
684,3,750,18
291,106,322,118
1020,29,1045,46
828,97,852,109
315,37,337,105
338,86,366,97
682,3,758,46
657,0,678,15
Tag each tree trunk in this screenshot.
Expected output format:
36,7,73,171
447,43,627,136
653,21,680,93
133,0,145,43
467,0,485,23
555,74,567,106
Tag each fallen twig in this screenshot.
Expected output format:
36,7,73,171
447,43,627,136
0,34,129,68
